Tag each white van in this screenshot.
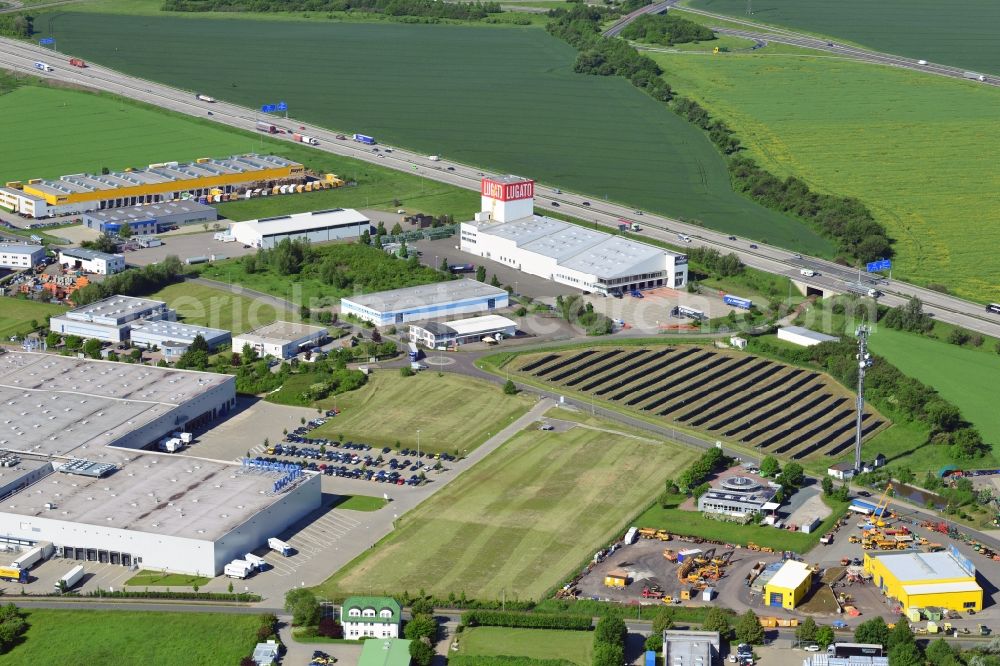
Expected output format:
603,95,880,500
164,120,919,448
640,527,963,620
800,268,816,277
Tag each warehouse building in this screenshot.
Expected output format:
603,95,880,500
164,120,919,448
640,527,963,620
697,476,780,518
58,247,125,275
408,314,517,348
0,352,320,575
231,321,327,359
129,319,231,359
82,200,218,235
764,560,813,609
49,295,171,343
0,242,45,269
1,154,303,218
662,630,719,666
229,208,371,249
864,547,983,613
461,176,687,294
777,326,840,348
341,279,509,326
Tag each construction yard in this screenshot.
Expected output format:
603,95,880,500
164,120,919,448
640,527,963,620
510,345,887,461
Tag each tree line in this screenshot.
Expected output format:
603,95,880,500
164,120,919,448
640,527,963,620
72,255,184,305
0,13,31,39
619,13,714,47
164,0,503,20
461,610,591,630
545,6,893,265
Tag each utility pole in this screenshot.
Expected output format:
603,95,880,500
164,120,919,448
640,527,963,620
746,0,752,15
854,324,872,472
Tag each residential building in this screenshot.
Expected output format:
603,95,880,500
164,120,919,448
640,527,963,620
341,596,402,639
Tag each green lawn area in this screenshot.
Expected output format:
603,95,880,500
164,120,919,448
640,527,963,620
687,0,1000,75
2,609,259,665
149,281,282,335
332,495,388,512
458,627,592,666
868,327,1000,447
647,50,1000,301
318,418,697,600
636,496,849,552
124,570,212,587
36,11,831,254
312,372,533,454
0,298,66,340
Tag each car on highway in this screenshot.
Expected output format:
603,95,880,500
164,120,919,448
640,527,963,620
447,166,455,171
582,201,590,206
728,235,737,240
749,243,758,249
793,253,802,259
634,210,644,215
918,59,928,65
554,189,562,194
550,201,559,207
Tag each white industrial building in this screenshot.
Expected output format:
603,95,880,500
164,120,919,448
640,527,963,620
0,242,45,269
777,326,840,348
461,175,687,295
231,321,327,359
129,319,231,358
50,295,171,343
341,279,509,327
58,247,126,275
229,208,371,249
0,352,320,575
409,314,517,348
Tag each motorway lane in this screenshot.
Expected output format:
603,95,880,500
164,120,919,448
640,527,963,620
602,0,678,38
1,37,999,338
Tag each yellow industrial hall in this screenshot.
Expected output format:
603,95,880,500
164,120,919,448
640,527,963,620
764,560,813,610
864,547,983,613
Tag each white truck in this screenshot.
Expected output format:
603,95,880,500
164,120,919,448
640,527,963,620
428,155,440,161
964,71,987,82
245,553,268,571
799,268,816,277
171,432,193,445
195,93,217,103
54,565,85,592
12,543,52,570
268,537,293,557
292,133,319,146
224,560,253,579
158,437,184,453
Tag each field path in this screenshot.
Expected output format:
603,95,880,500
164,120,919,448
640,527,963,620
189,276,294,315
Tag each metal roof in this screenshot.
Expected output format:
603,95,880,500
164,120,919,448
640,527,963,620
902,581,982,595
64,295,165,324
874,551,974,582
485,174,532,185
83,200,215,224
233,321,326,345
232,208,369,237
0,242,44,254
559,235,667,279
765,560,812,590
779,326,840,343
130,319,230,344
59,247,120,262
343,279,507,314
438,315,516,336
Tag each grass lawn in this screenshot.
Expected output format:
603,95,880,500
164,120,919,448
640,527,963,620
319,418,697,600
149,281,282,335
646,49,1000,301
636,496,849,552
4,609,259,665
868,327,1000,447
124,570,212,587
687,0,1000,75
36,12,831,254
458,627,592,666
332,495,388,512
0,299,67,340
312,372,533,454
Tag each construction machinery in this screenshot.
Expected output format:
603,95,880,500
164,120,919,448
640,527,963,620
677,559,695,582
642,585,665,599
663,549,677,562
874,483,893,528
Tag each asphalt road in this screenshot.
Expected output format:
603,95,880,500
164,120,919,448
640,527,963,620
1,37,999,338
602,0,678,37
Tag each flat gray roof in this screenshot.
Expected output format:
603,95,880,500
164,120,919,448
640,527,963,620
875,550,975,582
0,243,44,254
129,319,230,344
486,174,532,185
559,235,667,279
779,326,840,343
343,279,507,314
234,321,326,345
234,208,369,236
663,630,718,666
64,295,165,323
0,352,232,457
59,247,120,262
83,200,216,224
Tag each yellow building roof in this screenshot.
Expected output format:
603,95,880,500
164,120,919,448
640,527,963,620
765,560,812,590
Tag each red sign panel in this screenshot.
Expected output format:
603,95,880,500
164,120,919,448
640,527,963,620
481,178,534,201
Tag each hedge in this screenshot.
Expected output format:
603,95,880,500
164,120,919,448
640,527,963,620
461,610,592,631
449,657,577,666
82,590,261,602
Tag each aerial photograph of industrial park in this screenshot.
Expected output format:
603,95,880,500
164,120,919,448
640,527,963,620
0,0,998,664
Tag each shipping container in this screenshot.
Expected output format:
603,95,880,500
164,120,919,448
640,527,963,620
54,565,85,592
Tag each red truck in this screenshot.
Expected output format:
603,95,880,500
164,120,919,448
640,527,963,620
69,58,86,68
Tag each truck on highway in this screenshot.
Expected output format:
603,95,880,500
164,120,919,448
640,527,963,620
34,61,53,72
292,133,319,146
428,155,440,161
0,566,28,583
54,565,85,592
964,72,987,82
799,268,816,277
69,58,86,68
195,93,216,102
268,537,293,557
224,559,253,579
256,121,278,134
353,133,376,145
845,283,882,299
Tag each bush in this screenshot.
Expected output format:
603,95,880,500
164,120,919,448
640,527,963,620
461,610,591,630
0,603,28,653
73,256,184,305
165,0,503,20
410,640,435,666
450,658,576,666
619,13,714,46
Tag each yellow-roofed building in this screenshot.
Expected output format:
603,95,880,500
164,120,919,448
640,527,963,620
864,548,983,613
764,560,812,610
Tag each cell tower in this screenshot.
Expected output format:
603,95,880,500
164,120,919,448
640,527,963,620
854,324,873,472
746,0,752,15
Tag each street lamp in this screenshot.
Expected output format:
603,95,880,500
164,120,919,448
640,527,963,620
417,429,421,459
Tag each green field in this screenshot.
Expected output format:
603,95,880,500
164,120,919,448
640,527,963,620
319,419,697,600
0,609,259,665
646,51,1000,301
868,327,1000,446
458,627,593,666
0,298,66,340
313,372,533,454
123,570,212,587
36,12,831,253
149,281,282,334
687,0,1000,75
332,495,388,512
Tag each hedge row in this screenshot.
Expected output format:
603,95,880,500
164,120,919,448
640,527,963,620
462,610,592,631
82,590,261,602
450,657,577,666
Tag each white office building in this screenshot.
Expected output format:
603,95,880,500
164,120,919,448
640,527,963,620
229,208,371,249
461,176,687,295
129,319,231,358
231,321,327,359
409,314,517,348
0,243,45,269
58,247,126,275
49,295,171,343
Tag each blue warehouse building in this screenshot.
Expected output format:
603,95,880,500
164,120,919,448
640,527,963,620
340,279,509,326
82,200,218,235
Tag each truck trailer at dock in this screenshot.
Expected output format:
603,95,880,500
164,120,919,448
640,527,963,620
55,565,85,592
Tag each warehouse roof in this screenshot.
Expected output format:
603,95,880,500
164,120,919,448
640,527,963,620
874,551,975,582
902,581,982,595
234,321,327,345
83,200,216,224
59,247,120,262
765,560,812,590
64,295,165,321
778,326,839,343
559,235,667,279
0,242,44,256
232,208,369,237
442,315,516,336
0,352,232,457
343,279,507,313
130,319,230,344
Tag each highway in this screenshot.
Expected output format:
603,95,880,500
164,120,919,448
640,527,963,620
602,0,677,38
1,37,999,338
